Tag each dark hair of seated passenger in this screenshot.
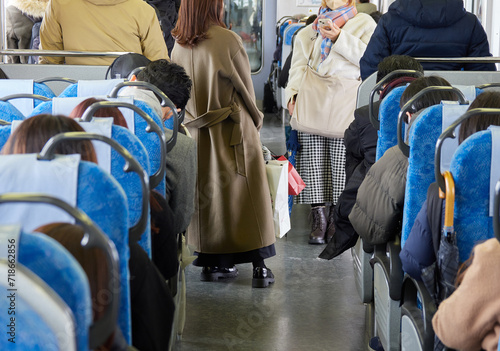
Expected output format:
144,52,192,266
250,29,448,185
1,114,98,163
399,76,458,120
136,59,192,111
458,91,500,144
69,98,128,129
376,55,424,83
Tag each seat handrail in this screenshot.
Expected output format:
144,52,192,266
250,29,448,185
0,93,52,103
414,57,500,64
0,193,120,350
81,101,167,188
398,86,467,157
435,108,500,191
108,81,179,153
35,77,78,85
369,69,424,129
0,49,131,58
38,131,149,243
494,179,500,242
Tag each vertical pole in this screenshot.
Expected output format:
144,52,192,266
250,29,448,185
0,0,5,62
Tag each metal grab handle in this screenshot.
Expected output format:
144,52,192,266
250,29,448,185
398,86,467,157
35,77,77,85
38,131,149,243
435,108,500,191
81,101,167,188
0,193,120,350
0,49,131,58
0,93,52,102
494,180,500,242
477,83,500,90
368,69,424,129
0,119,11,125
108,81,179,153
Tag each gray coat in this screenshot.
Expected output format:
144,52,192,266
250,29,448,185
349,145,408,245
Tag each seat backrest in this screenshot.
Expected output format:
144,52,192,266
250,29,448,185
30,97,167,195
281,23,304,68
376,86,406,160
0,155,132,343
0,80,55,116
0,101,25,123
401,103,469,247
450,129,497,262
0,225,84,350
0,259,77,351
58,80,125,98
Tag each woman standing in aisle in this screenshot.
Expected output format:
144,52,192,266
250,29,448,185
171,0,276,288
285,0,376,245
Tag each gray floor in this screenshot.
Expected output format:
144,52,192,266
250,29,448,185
174,113,369,351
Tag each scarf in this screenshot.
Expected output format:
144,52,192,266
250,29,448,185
312,5,357,62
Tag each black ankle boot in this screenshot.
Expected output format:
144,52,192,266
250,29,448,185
309,206,327,244
252,267,275,288
200,266,238,281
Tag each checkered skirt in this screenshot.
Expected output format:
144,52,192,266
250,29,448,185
295,132,346,205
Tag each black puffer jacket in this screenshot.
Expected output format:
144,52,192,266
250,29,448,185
360,0,496,80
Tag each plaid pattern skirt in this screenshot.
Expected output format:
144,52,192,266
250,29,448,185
295,132,346,205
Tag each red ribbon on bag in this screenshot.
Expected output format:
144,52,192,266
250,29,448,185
277,156,306,195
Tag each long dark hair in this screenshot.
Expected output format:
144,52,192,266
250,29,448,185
459,91,500,144
172,0,226,47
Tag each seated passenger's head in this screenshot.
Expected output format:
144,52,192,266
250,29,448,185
459,91,500,144
399,76,458,122
2,114,97,163
69,98,128,129
137,59,192,111
376,55,424,83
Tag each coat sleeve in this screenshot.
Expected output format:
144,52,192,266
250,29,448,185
332,16,376,68
464,16,497,72
359,17,391,80
284,26,315,106
228,40,264,130
139,7,170,61
432,239,500,351
39,0,64,64
400,201,436,281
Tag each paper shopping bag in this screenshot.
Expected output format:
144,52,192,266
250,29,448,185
277,156,306,195
265,160,291,238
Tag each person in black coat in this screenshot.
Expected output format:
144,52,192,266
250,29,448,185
360,0,496,80
320,55,423,259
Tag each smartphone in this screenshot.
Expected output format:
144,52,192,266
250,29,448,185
318,19,329,27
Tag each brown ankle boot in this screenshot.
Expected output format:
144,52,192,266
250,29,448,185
309,206,327,244
325,205,336,243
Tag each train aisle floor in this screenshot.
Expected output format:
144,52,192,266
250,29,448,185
173,113,369,351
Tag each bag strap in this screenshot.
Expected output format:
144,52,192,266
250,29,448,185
426,182,444,257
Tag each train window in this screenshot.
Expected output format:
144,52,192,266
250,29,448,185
224,0,263,73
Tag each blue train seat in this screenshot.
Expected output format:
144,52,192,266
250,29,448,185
58,79,125,98
0,225,89,350
0,154,132,343
0,80,55,116
0,258,77,351
376,86,406,161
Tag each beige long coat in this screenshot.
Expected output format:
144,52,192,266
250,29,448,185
171,25,275,254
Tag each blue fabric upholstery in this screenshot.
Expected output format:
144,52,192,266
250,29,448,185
450,131,494,262
1,292,61,350
376,86,406,161
58,83,78,97
401,105,443,247
0,125,12,151
133,100,166,196
284,23,304,46
111,125,152,256
0,102,25,122
33,82,56,107
28,100,51,117
17,232,91,351
77,161,131,342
